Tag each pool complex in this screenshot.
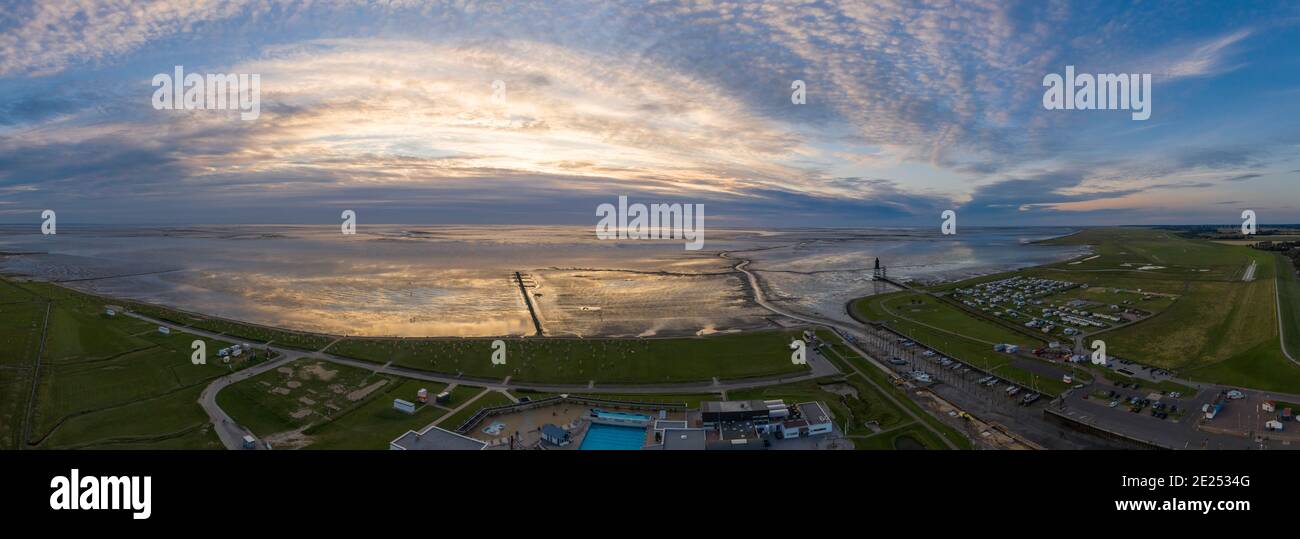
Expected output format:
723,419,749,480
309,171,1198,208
579,423,648,450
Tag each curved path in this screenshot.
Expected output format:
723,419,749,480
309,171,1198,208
723,254,961,450
125,310,837,449
1276,269,1299,366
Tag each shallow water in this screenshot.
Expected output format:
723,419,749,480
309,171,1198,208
0,225,1085,337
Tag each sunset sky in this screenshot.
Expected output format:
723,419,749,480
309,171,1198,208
1,0,1298,226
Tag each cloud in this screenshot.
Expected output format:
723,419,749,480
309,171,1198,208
0,0,260,77
0,1,1297,225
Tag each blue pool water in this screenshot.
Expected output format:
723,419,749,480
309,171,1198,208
579,424,647,450
592,410,652,423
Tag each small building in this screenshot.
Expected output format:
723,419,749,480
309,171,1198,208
1284,408,1294,422
540,423,571,447
417,388,429,403
104,308,116,317
393,398,416,414
779,419,810,439
158,326,170,335
796,402,834,436
1263,401,1276,413
1266,420,1285,432
435,391,451,404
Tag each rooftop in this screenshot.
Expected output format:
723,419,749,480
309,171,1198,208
391,424,487,451
701,400,769,414
661,429,707,450
797,402,832,425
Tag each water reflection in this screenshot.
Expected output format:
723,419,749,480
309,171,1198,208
0,225,1085,337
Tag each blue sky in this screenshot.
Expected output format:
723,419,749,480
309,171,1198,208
1,0,1298,227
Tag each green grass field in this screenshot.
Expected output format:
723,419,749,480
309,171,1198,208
303,378,452,449
858,228,1300,395
438,390,514,431
327,330,811,384
852,293,1070,395
812,329,973,448
216,358,397,439
1276,254,1300,362
0,278,271,449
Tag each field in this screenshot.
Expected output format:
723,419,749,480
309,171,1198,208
216,359,399,442
438,390,514,432
326,330,811,384
860,228,1300,395
303,379,453,449
853,292,1071,395
1277,255,1300,362
0,280,44,449
813,329,973,449
217,358,501,449
0,279,267,449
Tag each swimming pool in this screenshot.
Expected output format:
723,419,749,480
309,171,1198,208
579,423,647,450
590,409,652,426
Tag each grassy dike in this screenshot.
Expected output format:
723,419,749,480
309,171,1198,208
0,276,817,449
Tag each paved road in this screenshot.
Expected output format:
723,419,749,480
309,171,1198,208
125,309,841,449
724,254,961,450
1275,268,1298,365
197,350,300,450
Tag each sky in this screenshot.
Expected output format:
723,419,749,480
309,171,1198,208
1,0,1298,227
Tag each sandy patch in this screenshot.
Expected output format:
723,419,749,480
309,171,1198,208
290,408,313,419
299,363,338,382
298,396,316,406
348,379,389,401
286,381,302,389
264,428,314,450
271,387,290,395
276,367,294,375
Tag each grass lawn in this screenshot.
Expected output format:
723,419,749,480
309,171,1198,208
852,423,950,450
327,329,810,384
217,358,395,437
857,229,1298,396
570,393,708,408
303,378,451,449
869,292,1044,347
817,331,974,449
1276,254,1300,361
439,390,514,432
38,385,220,449
24,289,249,443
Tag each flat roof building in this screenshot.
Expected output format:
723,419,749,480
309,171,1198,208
660,429,707,450
701,400,773,424
390,424,487,451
